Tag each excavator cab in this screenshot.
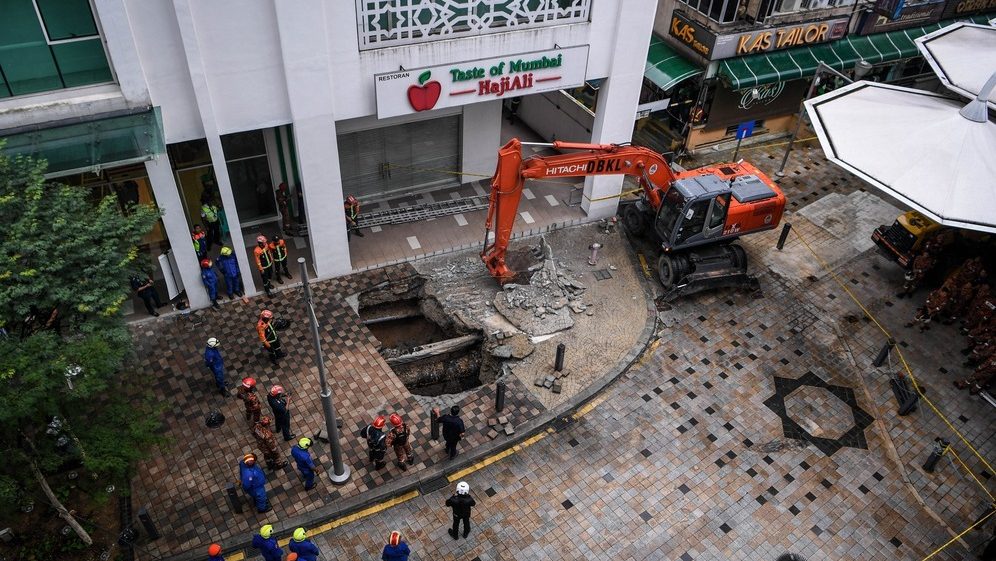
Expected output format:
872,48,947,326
654,174,733,251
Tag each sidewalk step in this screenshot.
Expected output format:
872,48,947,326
359,196,489,228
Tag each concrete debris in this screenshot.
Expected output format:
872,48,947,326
491,237,591,336
491,345,514,359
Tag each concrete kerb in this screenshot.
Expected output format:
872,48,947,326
158,224,660,561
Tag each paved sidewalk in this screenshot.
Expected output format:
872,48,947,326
128,224,655,560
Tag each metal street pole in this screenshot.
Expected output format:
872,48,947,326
298,257,350,484
776,61,865,177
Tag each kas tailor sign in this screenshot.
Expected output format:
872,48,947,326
374,45,589,119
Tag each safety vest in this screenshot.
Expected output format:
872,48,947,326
271,241,287,262
254,246,273,270
201,204,219,223
257,320,277,346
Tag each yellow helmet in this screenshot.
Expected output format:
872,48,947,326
298,437,312,449
293,527,307,542
259,524,273,539
220,246,233,256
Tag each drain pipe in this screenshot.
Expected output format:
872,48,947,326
299,258,351,485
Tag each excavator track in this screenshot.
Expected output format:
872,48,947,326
657,244,761,302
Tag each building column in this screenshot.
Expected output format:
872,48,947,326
93,0,150,105
461,100,502,184
582,0,657,218
273,1,351,279
171,0,256,299
145,157,208,308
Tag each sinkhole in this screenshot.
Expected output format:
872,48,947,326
358,280,489,397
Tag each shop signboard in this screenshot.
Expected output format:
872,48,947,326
704,80,809,130
941,0,996,18
712,18,849,58
374,45,589,119
668,11,719,59
873,0,906,19
859,2,945,34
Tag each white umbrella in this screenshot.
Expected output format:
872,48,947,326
804,80,996,233
916,22,996,111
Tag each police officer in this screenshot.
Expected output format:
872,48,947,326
254,235,276,297
216,246,244,300
436,406,466,460
200,194,221,250
269,233,292,282
252,416,288,470
203,337,227,395
359,415,388,469
386,413,414,471
267,385,294,441
292,437,317,490
445,481,476,540
129,274,163,317
257,310,286,364
200,258,221,310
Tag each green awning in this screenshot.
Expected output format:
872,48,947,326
645,34,703,91
719,14,993,89
0,107,165,177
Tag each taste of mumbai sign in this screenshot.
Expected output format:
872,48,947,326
374,45,589,119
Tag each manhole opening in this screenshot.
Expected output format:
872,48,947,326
359,278,489,397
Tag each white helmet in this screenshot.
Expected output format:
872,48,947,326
456,481,470,495
207,337,220,348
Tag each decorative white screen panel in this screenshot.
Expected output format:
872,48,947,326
357,0,592,49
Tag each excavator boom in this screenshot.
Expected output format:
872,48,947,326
482,138,676,283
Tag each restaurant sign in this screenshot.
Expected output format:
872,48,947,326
374,45,589,119
941,0,996,18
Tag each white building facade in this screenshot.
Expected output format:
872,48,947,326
0,0,656,309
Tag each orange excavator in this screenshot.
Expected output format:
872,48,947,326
481,138,786,298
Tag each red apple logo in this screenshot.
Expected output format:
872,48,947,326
407,70,441,112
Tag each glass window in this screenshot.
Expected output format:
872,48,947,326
168,139,212,169
0,0,113,97
227,157,275,221
52,39,112,87
36,0,98,40
221,131,267,160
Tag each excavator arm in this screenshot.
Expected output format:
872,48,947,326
481,138,676,284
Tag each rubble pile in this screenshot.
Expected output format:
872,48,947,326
493,238,591,336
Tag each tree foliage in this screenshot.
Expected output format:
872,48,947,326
0,145,164,516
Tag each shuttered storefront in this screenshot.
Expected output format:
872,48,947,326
336,115,461,201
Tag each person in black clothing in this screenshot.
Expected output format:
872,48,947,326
445,481,476,539
266,385,295,441
130,274,163,316
435,406,465,459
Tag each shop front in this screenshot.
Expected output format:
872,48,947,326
673,8,994,151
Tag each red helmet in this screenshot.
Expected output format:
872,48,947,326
241,377,256,389
269,385,284,397
260,416,271,426
256,235,267,244
389,531,401,546
372,415,386,429
200,259,212,269
208,544,222,556
346,195,358,205
260,309,273,320
389,413,403,427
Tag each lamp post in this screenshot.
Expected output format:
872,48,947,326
775,60,872,177
298,257,351,484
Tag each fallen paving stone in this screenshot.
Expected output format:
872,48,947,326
544,379,554,389
534,377,545,387
498,415,509,425
552,382,562,394
488,418,498,427
504,425,515,436
487,429,500,440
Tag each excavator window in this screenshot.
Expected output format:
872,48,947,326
707,193,730,231
675,198,711,245
655,188,686,242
